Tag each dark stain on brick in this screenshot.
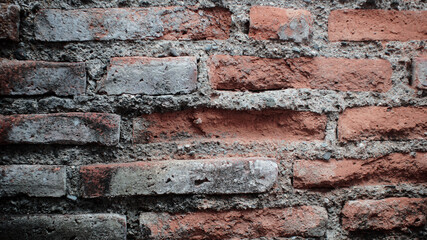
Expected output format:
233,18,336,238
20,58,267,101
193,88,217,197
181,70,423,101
0,115,21,144
0,61,31,95
0,5,20,41
80,165,116,198
81,113,120,144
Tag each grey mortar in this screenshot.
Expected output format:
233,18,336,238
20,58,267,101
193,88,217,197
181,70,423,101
0,0,426,239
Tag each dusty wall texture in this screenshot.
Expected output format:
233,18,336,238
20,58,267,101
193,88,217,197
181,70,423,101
0,0,426,239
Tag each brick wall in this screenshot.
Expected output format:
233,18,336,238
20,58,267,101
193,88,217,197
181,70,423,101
0,0,426,239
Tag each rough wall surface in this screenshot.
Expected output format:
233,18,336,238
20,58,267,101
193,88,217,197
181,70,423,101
0,0,426,239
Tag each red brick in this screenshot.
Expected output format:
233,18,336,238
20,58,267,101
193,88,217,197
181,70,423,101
209,55,392,92
293,152,427,189
0,113,120,145
34,7,231,42
140,206,327,239
329,10,427,41
338,107,427,141
412,56,427,90
249,6,313,42
0,60,86,96
80,158,278,198
133,108,326,144
342,198,427,231
0,4,19,41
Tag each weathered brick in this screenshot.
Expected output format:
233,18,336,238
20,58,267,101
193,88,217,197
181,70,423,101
338,107,427,141
0,214,126,240
329,10,427,41
342,198,427,231
80,158,278,198
294,152,427,189
209,55,392,92
34,7,231,42
0,60,86,96
0,4,19,41
133,108,326,144
0,165,66,197
100,57,197,95
412,56,427,90
249,6,313,42
0,113,120,145
140,206,327,239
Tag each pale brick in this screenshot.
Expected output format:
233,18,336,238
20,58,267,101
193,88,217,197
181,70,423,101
34,7,231,42
0,113,120,146
412,56,427,90
100,57,197,95
0,165,66,197
0,214,127,240
0,60,86,96
80,158,278,198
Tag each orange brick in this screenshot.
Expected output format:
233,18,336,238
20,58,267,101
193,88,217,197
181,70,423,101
209,55,392,92
329,10,427,41
338,107,427,141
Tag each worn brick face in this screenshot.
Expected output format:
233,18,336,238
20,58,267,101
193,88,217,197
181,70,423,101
80,158,278,198
2,1,427,239
293,152,427,189
34,7,231,42
0,4,19,41
342,198,427,231
100,57,197,95
0,60,86,96
329,10,427,41
0,113,120,145
140,206,327,239
133,108,326,144
338,107,427,141
0,165,66,197
412,56,427,90
209,55,392,92
249,6,313,42
0,214,127,240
